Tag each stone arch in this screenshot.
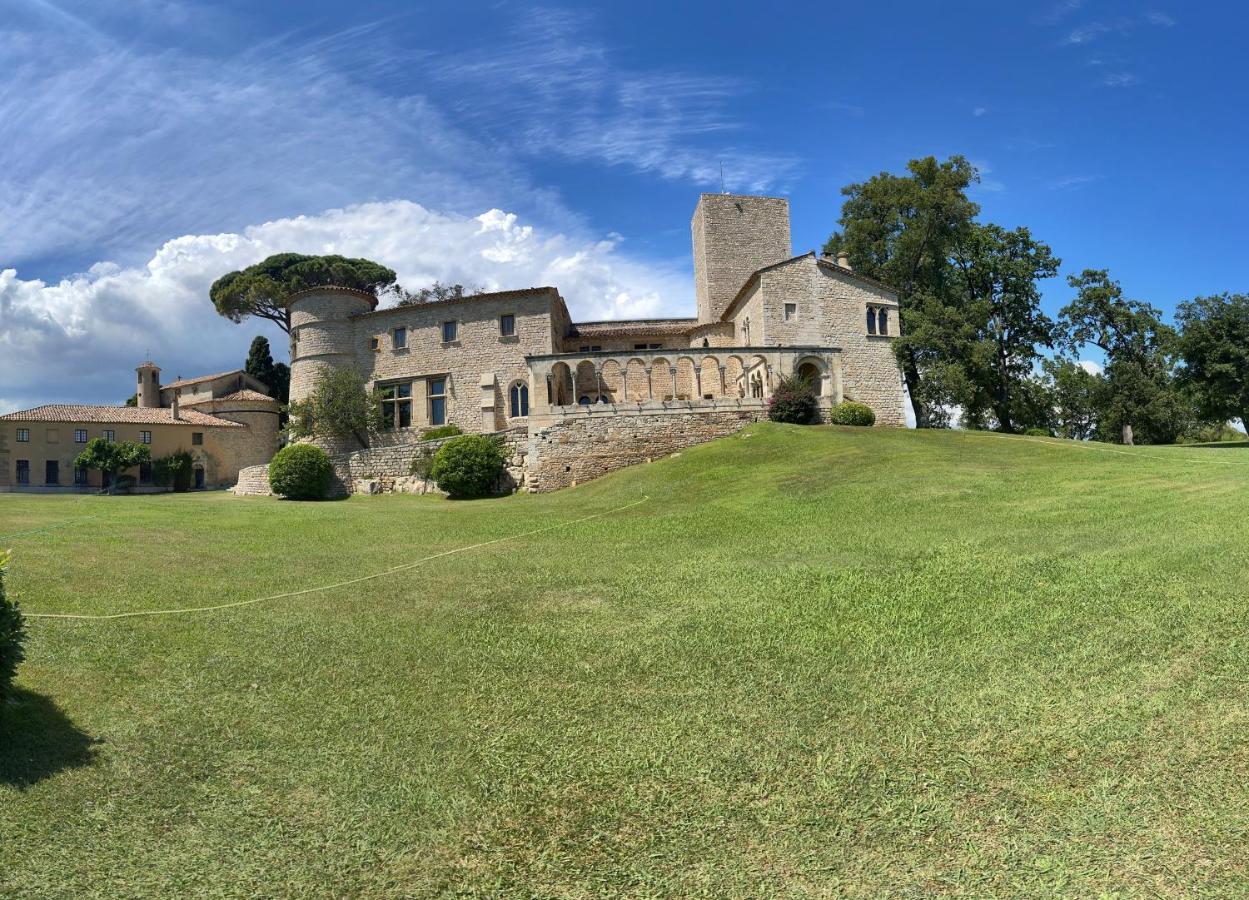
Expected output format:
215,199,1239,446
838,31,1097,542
549,362,573,406
575,360,600,404
724,355,745,398
748,354,770,400
795,356,826,396
624,358,648,401
700,355,723,399
600,359,625,403
649,357,672,401
674,356,697,400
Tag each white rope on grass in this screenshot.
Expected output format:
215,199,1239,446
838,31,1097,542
0,515,99,541
25,496,650,622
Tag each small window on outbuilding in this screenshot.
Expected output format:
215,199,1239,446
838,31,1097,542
442,321,458,343
103,430,115,442
867,308,878,335
784,302,797,322
16,428,29,442
393,327,407,350
140,430,152,444
192,432,204,446
74,429,87,443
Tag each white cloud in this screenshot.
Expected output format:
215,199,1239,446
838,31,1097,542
0,201,692,412
1077,360,1104,376
1145,11,1176,27
1102,72,1140,88
972,106,989,117
1049,174,1103,190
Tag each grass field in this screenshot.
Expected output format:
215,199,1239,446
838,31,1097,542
2,424,1249,897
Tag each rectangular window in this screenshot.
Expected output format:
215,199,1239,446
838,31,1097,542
74,466,89,486
499,314,515,337
16,460,29,485
784,302,797,322
634,343,662,350
45,460,59,485
393,327,407,350
379,382,413,430
74,429,87,443
103,429,115,442
578,345,603,353
369,337,380,351
16,428,29,442
140,431,152,444
428,377,447,426
442,320,458,343
192,432,204,446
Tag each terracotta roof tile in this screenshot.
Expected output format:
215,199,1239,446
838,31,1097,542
568,318,698,339
0,405,245,427
181,389,276,406
164,369,246,390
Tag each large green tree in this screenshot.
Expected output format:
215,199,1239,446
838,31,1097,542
1041,359,1104,441
824,156,982,426
244,335,291,405
1175,293,1249,430
1060,270,1183,444
210,254,397,333
946,223,1061,432
74,439,152,489
286,367,384,449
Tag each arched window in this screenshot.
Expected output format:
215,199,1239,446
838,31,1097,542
578,396,592,406
702,338,710,348
878,309,888,335
509,382,529,418
866,307,878,335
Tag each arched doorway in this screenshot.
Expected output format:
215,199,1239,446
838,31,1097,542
797,361,823,395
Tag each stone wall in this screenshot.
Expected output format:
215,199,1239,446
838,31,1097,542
234,464,272,496
526,407,764,492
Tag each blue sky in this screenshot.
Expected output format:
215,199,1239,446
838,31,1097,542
2,0,1244,411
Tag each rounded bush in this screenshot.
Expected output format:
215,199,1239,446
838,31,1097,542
828,401,876,427
767,374,818,425
429,435,506,499
0,550,25,709
1024,427,1051,437
269,443,334,500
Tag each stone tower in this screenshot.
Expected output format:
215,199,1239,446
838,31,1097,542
286,286,378,405
691,193,792,324
136,360,161,408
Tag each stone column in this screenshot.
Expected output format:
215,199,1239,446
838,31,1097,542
669,367,677,401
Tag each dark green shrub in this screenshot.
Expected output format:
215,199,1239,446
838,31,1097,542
153,450,194,491
828,400,876,427
269,444,334,500
420,424,463,441
1024,427,1051,437
409,447,435,480
0,551,25,708
429,435,506,499
767,374,818,425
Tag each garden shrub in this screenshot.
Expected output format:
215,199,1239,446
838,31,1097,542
153,450,194,491
1024,427,1051,437
0,550,25,708
420,424,463,441
429,435,506,499
767,374,818,425
268,444,334,500
828,401,876,427
409,447,435,480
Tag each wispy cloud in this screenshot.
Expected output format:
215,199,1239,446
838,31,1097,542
1062,11,1176,45
420,7,800,192
1101,72,1140,87
1035,0,1084,26
1145,11,1176,27
821,100,866,116
1048,174,1103,190
972,106,989,117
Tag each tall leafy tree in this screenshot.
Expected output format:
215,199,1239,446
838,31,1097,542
1042,359,1104,440
1060,270,1181,444
244,335,290,405
210,254,397,333
74,439,152,489
947,223,1061,432
286,367,384,449
1175,293,1249,430
824,156,981,427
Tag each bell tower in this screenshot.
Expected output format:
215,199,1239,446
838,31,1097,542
136,360,162,408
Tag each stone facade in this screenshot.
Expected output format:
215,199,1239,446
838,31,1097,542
692,194,792,323
526,407,765,492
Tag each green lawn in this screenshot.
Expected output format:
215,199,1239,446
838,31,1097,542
3,425,1249,897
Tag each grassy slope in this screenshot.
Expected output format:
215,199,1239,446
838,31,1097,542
2,425,1248,898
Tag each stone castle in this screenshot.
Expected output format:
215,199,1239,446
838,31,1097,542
1,193,906,494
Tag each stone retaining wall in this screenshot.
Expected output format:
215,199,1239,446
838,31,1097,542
234,464,272,496
526,407,764,492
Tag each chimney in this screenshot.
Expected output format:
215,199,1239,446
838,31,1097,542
836,251,852,270
172,390,181,421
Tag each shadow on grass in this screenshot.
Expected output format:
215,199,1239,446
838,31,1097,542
1181,442,1249,450
0,689,100,788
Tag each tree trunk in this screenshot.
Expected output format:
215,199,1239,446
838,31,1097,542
900,348,927,427
1122,423,1134,445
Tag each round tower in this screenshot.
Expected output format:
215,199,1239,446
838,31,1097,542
136,360,162,408
286,286,378,404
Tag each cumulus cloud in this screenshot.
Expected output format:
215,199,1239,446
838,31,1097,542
0,201,692,413
1077,360,1105,376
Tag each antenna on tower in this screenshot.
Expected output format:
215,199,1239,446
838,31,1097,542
720,161,727,194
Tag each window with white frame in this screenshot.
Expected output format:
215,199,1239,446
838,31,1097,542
427,377,447,425
16,428,29,442
74,429,87,443
140,431,152,444
379,381,413,429
509,381,529,418
103,429,115,442
393,326,407,350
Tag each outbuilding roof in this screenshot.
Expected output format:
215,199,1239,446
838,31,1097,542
719,252,900,322
0,405,245,427
181,389,276,406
